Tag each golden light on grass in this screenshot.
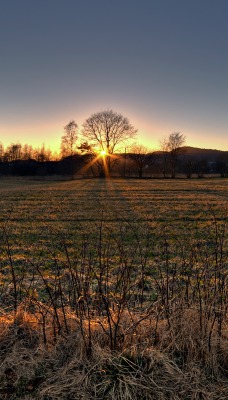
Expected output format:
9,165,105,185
0,179,227,399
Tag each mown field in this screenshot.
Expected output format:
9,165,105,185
0,178,227,400
1,177,228,249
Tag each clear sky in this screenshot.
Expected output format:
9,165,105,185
1,0,228,152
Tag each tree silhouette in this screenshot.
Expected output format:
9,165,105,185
82,110,137,176
168,132,185,178
61,120,78,158
129,144,153,178
160,132,186,178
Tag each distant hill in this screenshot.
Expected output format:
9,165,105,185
181,146,228,161
153,146,228,162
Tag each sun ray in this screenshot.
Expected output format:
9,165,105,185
74,149,119,179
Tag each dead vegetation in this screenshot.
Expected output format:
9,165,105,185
0,304,227,399
0,210,227,399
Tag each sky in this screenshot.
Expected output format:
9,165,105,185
0,0,228,152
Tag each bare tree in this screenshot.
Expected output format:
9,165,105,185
168,132,185,178
82,110,137,176
128,144,153,178
78,141,103,177
61,120,78,158
183,159,195,179
22,144,33,160
6,143,22,161
160,132,186,178
33,144,52,162
159,138,170,178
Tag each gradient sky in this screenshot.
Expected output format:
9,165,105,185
1,0,228,152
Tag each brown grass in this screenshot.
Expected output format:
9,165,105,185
0,179,227,399
0,304,227,400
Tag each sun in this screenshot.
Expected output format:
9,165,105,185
100,150,107,156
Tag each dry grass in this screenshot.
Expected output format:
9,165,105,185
0,178,227,399
0,307,227,399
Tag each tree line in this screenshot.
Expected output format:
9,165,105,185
1,109,228,178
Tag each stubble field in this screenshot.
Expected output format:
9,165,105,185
1,177,228,250
0,178,227,399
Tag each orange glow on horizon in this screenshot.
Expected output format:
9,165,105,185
1,118,228,154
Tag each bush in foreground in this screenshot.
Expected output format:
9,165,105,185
0,216,227,399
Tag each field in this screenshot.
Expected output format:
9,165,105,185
1,177,228,250
0,178,227,399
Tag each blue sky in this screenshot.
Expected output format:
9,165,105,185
0,0,228,152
